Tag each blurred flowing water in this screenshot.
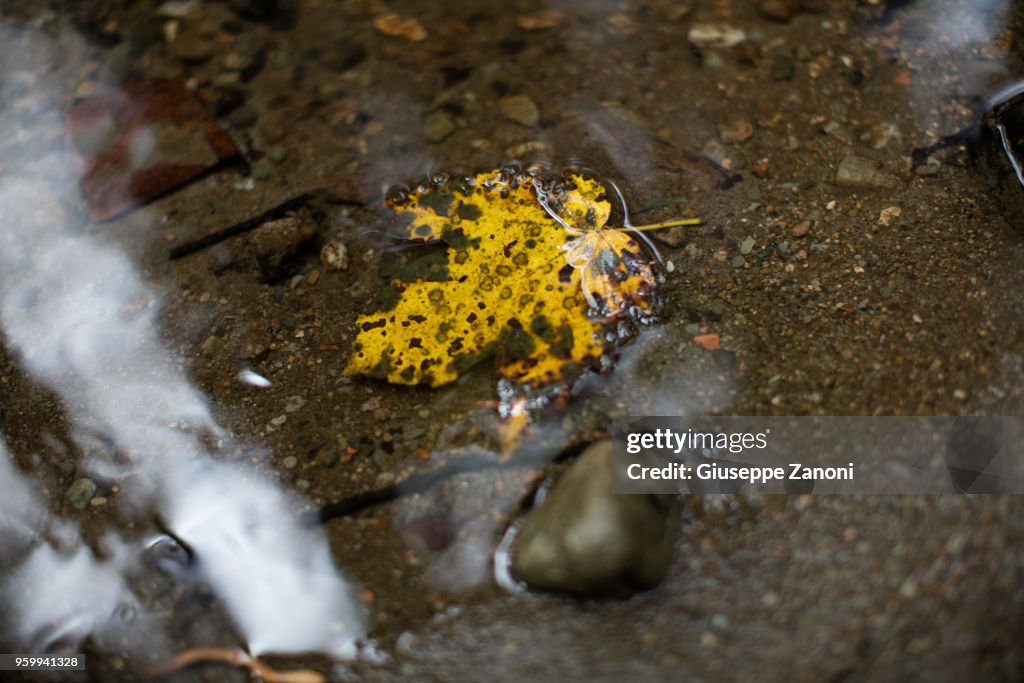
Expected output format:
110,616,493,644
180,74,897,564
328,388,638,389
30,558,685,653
0,22,363,667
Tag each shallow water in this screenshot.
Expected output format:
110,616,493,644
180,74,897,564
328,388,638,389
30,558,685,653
2,0,1024,681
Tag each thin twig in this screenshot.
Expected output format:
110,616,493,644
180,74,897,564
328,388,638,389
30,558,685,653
149,646,324,683
168,192,316,260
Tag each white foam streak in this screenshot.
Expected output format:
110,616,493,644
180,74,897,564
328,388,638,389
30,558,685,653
5,542,130,652
162,460,362,657
0,25,362,660
0,443,46,549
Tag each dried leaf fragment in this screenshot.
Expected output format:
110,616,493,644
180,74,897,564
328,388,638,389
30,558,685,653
373,13,427,41
516,9,567,30
693,333,720,350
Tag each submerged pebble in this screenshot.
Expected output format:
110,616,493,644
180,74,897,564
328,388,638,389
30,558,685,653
878,206,902,226
718,119,754,144
321,241,349,271
772,54,795,81
66,477,97,510
914,157,942,176
702,139,735,169
421,110,456,143
835,155,897,189
510,441,679,597
759,0,799,21
170,22,218,63
499,95,540,127
688,24,746,48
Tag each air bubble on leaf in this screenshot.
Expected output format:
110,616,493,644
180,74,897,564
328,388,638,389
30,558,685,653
386,184,410,206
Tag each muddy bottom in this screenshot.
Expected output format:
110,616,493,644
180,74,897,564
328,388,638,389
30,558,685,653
2,0,1024,681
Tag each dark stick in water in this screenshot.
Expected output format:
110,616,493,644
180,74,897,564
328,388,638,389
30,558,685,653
308,436,601,525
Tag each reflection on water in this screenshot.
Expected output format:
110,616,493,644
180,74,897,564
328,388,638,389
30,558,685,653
0,25,362,663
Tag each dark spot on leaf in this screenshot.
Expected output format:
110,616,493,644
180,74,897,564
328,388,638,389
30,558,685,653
441,224,482,251
367,355,392,379
371,283,404,312
558,264,574,283
418,188,453,216
409,337,423,348
457,203,482,221
530,314,555,343
549,325,575,357
495,325,536,363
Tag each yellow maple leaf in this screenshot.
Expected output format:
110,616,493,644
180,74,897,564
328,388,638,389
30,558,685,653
344,166,696,411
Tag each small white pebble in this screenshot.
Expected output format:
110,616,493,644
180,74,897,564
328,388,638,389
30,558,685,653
666,260,675,273
912,313,923,324
238,369,272,388
321,241,349,271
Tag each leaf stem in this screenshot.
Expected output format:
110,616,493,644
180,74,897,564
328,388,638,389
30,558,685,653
629,217,702,231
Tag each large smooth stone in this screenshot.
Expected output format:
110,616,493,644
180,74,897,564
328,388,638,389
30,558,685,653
510,441,680,597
